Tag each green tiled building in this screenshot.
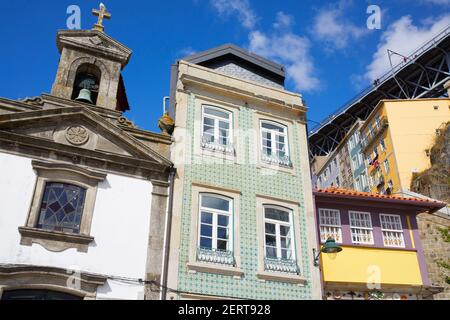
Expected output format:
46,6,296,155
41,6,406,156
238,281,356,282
165,44,321,300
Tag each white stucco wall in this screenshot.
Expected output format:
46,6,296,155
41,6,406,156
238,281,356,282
0,153,153,300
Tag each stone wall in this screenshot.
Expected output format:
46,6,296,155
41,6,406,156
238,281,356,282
417,212,450,299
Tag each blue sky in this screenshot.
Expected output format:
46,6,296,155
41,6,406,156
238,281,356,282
0,0,449,132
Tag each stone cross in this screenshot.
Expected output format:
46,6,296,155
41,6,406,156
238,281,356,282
92,3,111,32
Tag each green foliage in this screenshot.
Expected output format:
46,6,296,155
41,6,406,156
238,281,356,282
437,227,450,243
436,259,450,270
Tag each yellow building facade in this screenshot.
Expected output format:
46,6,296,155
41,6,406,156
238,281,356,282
360,99,450,195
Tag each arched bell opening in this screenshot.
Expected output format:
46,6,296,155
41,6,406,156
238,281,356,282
71,63,102,105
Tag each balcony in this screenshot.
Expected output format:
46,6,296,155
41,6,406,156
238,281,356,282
264,257,299,274
362,117,389,151
196,247,235,266
261,153,293,167
201,136,235,154
375,175,385,188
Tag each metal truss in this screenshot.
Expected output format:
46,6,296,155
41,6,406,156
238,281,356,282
309,25,450,158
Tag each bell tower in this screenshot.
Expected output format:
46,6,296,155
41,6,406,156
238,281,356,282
51,4,132,111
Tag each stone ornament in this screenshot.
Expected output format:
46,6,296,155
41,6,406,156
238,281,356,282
65,125,90,145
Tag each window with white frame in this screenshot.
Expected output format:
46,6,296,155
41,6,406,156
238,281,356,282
349,211,374,244
348,136,355,150
369,170,375,187
355,176,361,191
198,194,232,253
380,139,386,152
383,159,390,173
260,120,291,166
201,105,233,153
355,131,361,144
360,172,368,191
264,206,295,261
380,214,405,248
358,152,364,167
318,209,342,243
351,155,357,171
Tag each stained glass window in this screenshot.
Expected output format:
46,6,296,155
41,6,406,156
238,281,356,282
36,182,86,234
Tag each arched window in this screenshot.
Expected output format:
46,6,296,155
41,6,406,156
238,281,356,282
263,205,295,261
201,105,233,153
260,120,291,166
2,289,82,300
71,63,101,105
198,193,232,252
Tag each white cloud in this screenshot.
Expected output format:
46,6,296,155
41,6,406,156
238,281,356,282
209,3,319,92
249,30,320,92
178,47,196,58
366,14,450,81
312,2,366,50
273,11,294,30
210,0,257,29
419,0,450,5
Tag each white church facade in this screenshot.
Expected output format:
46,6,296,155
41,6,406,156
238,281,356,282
0,6,174,300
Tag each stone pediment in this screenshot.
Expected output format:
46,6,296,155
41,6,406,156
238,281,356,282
0,107,171,168
57,30,132,67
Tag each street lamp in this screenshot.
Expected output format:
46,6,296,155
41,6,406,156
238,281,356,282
313,238,343,267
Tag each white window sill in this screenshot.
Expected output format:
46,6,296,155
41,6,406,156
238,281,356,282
256,270,306,285
187,261,244,279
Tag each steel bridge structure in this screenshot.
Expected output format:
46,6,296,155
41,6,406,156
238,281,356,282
308,25,450,158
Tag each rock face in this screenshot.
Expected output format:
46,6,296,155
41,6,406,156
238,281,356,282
411,122,450,203
413,121,450,300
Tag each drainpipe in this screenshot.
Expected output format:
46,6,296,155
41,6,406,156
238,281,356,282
163,96,170,114
160,166,176,300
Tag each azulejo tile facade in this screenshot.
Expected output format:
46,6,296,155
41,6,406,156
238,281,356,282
179,99,311,299
166,47,321,300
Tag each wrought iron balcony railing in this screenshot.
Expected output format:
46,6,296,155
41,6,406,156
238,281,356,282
261,153,293,167
196,247,236,266
264,257,299,274
201,136,235,154
375,175,385,188
362,117,389,151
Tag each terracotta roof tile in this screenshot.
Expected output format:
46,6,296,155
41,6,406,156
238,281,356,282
314,187,446,207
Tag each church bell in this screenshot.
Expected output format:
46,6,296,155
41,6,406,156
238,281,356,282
74,75,97,104
75,88,94,104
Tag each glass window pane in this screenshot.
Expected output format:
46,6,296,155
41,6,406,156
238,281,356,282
218,215,229,227
219,121,229,130
262,139,272,148
265,235,276,247
262,122,284,132
201,195,230,212
201,212,213,224
266,247,277,258
280,237,291,249
265,223,276,234
265,207,290,222
217,227,228,239
281,249,292,260
262,131,271,140
280,225,290,237
200,224,212,237
203,117,214,126
204,107,230,119
217,240,228,251
200,237,212,249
